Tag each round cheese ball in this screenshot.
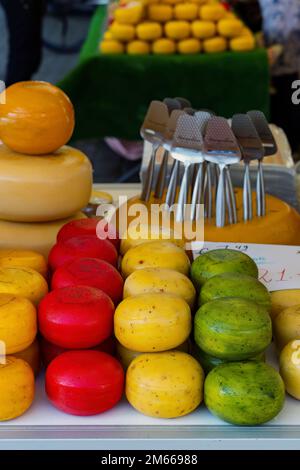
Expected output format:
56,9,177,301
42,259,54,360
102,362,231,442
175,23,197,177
0,267,48,305
51,258,123,304
48,235,118,271
46,350,124,415
57,218,120,250
38,286,114,348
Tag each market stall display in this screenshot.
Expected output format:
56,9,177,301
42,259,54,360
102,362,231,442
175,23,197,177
100,0,255,55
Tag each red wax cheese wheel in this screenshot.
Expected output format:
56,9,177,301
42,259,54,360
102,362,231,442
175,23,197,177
40,336,116,368
45,350,124,415
51,258,123,304
38,286,114,348
57,218,120,251
48,235,118,271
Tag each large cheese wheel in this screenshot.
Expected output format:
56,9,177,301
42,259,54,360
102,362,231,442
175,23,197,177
0,294,37,354
120,189,300,246
0,267,48,305
0,145,92,222
0,212,85,258
0,250,47,277
0,357,35,421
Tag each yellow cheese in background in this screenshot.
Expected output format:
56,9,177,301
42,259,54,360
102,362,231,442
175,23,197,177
148,4,173,22
165,20,191,39
0,250,47,277
0,145,92,222
114,4,144,24
0,212,85,258
110,22,136,42
0,295,37,354
203,36,227,52
218,18,244,38
0,267,48,305
0,357,34,421
230,35,255,51
200,4,226,21
127,40,150,54
13,339,40,377
136,21,163,40
174,3,199,21
152,37,176,53
178,38,202,53
191,20,216,39
100,39,124,54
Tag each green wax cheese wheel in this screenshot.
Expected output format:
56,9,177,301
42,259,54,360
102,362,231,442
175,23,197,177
199,272,271,311
191,249,258,290
194,297,272,360
204,361,285,425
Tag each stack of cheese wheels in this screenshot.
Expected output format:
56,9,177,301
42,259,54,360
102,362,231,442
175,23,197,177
115,234,205,418
0,81,93,257
100,0,255,55
0,248,50,420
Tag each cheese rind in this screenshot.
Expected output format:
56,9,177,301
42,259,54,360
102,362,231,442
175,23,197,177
0,145,92,222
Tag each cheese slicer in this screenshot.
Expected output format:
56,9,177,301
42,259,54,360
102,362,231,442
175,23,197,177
231,114,264,221
170,114,204,222
204,116,241,227
140,100,169,201
189,110,212,221
155,109,186,200
247,110,277,216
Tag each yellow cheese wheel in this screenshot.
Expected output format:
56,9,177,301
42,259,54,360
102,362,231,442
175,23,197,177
230,35,255,51
0,250,47,277
203,36,227,53
127,40,150,54
120,224,185,255
114,5,144,24
148,4,173,22
120,188,300,246
178,38,202,54
0,295,37,354
174,3,199,21
152,38,176,54
165,20,191,39
100,39,124,54
0,212,85,258
110,22,136,42
191,20,216,38
0,357,34,421
114,293,192,352
13,339,40,377
126,351,204,418
280,340,300,400
0,145,92,222
200,4,226,21
136,22,163,40
121,240,191,278
218,18,244,38
103,31,113,40
123,267,196,308
116,339,190,369
0,267,48,305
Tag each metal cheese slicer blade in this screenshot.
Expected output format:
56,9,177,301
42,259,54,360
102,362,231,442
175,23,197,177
154,109,186,200
170,114,204,222
247,110,277,216
195,110,215,219
189,110,213,220
140,100,169,202
175,97,191,109
204,116,241,227
231,114,264,221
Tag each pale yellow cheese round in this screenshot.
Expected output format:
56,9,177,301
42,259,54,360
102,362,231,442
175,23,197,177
200,4,226,21
203,36,227,53
0,267,48,305
114,293,192,352
148,4,173,22
127,40,150,54
126,351,204,418
174,3,199,21
165,20,191,40
152,38,176,54
110,22,136,42
230,35,255,51
0,295,37,354
0,212,85,258
136,22,163,40
0,357,34,421
120,224,185,255
123,267,196,308
0,250,47,277
191,20,216,39
178,38,202,54
121,240,190,278
0,145,92,222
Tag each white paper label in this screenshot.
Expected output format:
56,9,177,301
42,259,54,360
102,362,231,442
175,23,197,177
191,241,300,292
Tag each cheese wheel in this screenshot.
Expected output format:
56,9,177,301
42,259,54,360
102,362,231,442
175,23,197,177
174,3,199,21
100,40,124,54
110,22,136,42
152,38,176,54
114,5,144,24
0,212,86,258
0,250,47,277
127,40,150,54
200,4,226,21
0,267,48,305
178,38,202,54
0,145,92,222
0,295,37,354
230,35,255,51
136,22,163,40
191,20,216,39
0,357,35,421
218,18,244,38
165,20,191,39
203,36,227,53
148,4,173,22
